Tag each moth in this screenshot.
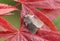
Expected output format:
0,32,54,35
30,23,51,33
24,14,44,34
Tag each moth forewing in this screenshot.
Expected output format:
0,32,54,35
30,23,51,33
25,14,44,28
24,14,44,34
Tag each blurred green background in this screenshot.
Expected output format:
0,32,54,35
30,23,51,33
0,0,60,41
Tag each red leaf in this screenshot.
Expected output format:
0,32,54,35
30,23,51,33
36,29,60,41
14,0,44,2
24,0,60,9
0,17,17,38
15,0,60,9
0,31,15,38
40,9,60,21
0,4,17,15
22,32,49,41
5,33,28,41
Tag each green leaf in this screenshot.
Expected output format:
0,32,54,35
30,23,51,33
0,0,18,5
54,15,60,31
